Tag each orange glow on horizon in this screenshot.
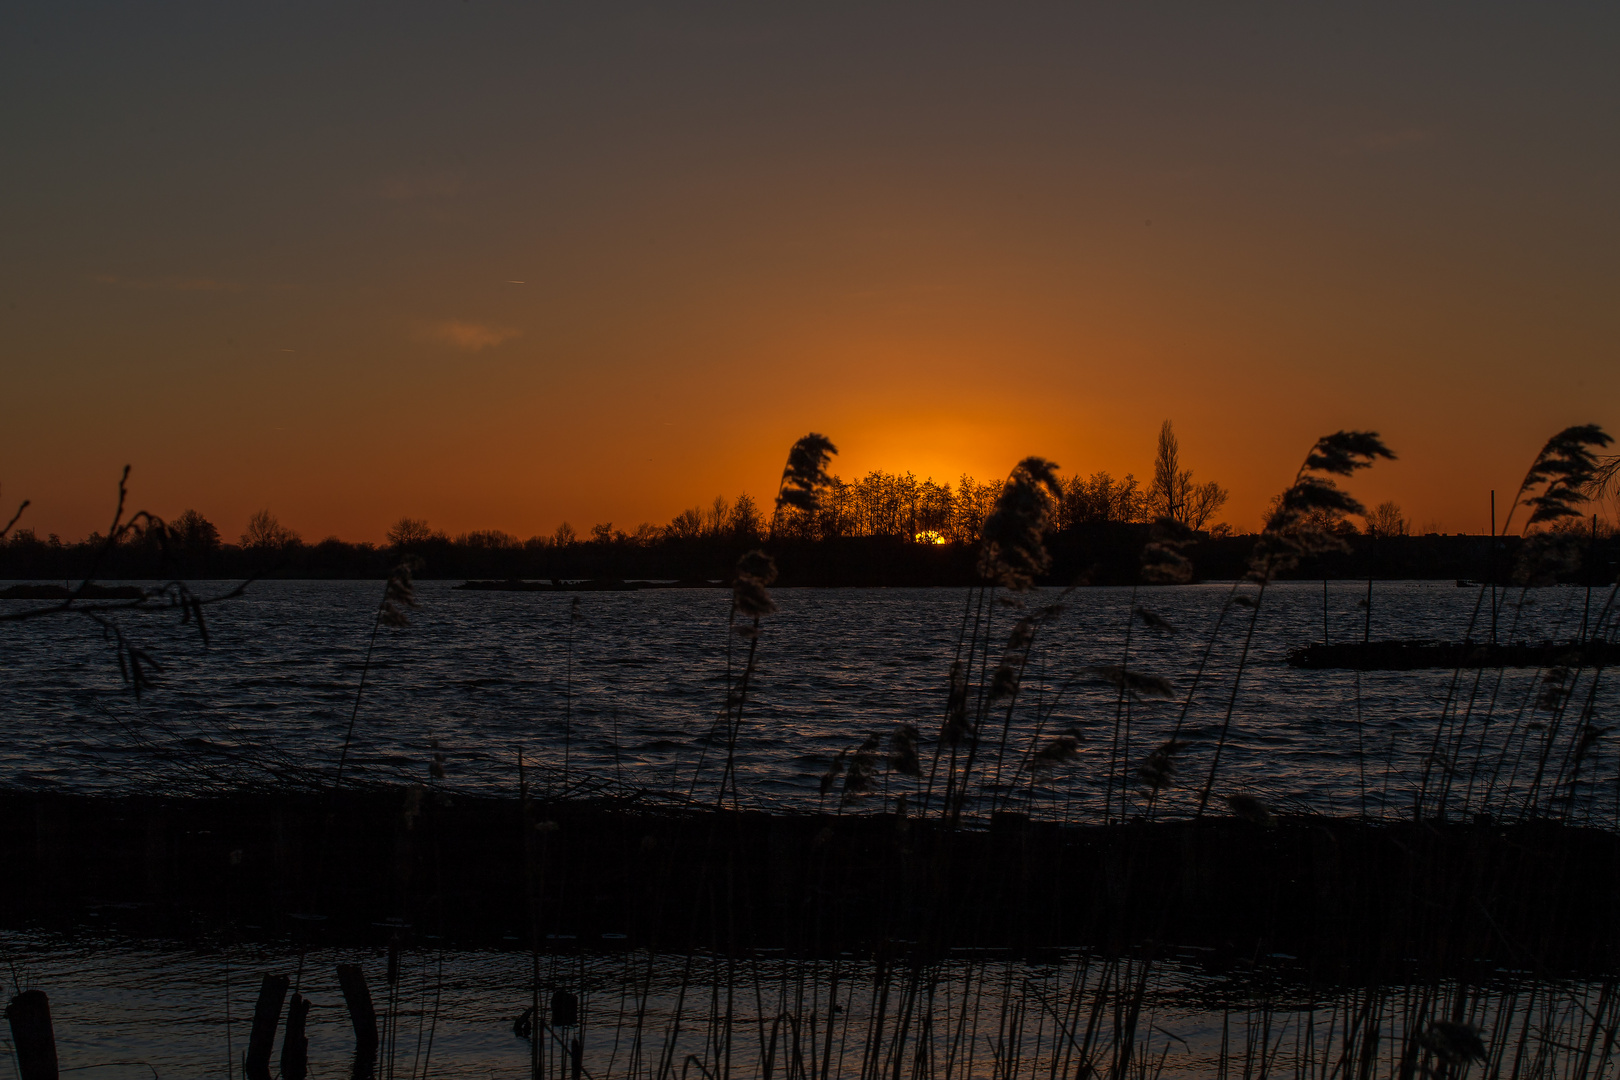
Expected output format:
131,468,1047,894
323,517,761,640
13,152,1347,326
2,6,1615,545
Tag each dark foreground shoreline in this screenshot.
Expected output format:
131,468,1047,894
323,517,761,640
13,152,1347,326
4,790,1615,976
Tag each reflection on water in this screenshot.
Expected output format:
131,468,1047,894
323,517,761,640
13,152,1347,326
4,580,1617,821
5,933,1616,1078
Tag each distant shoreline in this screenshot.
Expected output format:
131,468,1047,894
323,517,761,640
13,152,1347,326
2,528,1614,587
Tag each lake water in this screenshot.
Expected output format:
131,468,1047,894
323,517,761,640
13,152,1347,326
4,578,1616,823
5,579,1619,1075
5,931,1610,1079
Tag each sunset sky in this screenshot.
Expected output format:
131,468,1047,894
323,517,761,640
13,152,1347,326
3,3,1616,543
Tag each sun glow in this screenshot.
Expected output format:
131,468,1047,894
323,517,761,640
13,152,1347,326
915,530,948,545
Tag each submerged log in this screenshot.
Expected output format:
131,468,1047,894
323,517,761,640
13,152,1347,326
4,990,58,1080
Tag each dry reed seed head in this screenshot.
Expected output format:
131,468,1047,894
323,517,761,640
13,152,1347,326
1139,542,1194,584
1032,735,1081,772
841,736,882,803
941,660,971,745
380,556,423,627
1538,666,1572,711
988,661,1020,702
1536,683,1570,712
1247,433,1394,580
1150,514,1197,544
1302,431,1396,477
1136,739,1190,790
888,724,922,776
1133,606,1177,634
1226,793,1275,826
732,577,777,617
1520,424,1611,525
732,549,779,615
1083,665,1175,701
776,433,839,515
1575,724,1612,758
1513,530,1583,586
977,457,1062,590
818,749,847,794
1417,1022,1487,1066
1005,616,1037,653
736,549,778,586
1143,517,1197,583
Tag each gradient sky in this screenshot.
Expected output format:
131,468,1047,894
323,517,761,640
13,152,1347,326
3,3,1617,543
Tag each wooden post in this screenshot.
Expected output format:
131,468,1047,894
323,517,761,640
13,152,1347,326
337,963,379,1079
280,992,311,1080
4,991,58,1080
244,973,289,1080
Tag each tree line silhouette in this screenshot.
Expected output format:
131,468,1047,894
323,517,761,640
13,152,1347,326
7,418,1601,584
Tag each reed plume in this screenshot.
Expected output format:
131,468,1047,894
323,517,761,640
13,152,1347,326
841,734,882,804
1225,793,1275,826
1249,431,1395,580
1133,606,1176,634
1507,423,1612,531
1512,530,1584,586
1083,666,1174,701
335,555,426,789
1031,733,1081,772
1136,739,1189,790
1139,517,1195,585
774,432,839,520
1416,1021,1486,1066
819,749,847,795
987,615,1038,702
712,548,779,806
379,557,423,627
887,724,922,777
1192,432,1393,818
940,661,970,746
977,457,1061,590
732,549,779,616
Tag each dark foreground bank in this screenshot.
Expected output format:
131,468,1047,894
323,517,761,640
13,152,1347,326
4,790,1616,976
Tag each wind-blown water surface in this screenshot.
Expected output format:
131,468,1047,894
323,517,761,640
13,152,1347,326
5,580,1614,821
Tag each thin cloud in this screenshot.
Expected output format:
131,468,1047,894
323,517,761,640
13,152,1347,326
92,274,244,292
420,320,521,352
